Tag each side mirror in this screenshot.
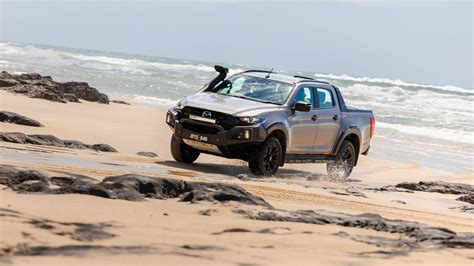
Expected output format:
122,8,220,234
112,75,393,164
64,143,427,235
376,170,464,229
293,101,311,112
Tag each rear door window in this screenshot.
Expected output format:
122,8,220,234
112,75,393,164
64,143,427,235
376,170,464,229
317,88,335,109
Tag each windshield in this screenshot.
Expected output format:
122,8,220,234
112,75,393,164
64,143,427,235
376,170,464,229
213,74,294,105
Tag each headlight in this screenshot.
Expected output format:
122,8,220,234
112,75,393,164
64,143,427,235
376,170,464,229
174,101,184,110
239,117,265,125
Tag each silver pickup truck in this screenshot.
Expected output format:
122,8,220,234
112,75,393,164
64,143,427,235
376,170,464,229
166,66,375,178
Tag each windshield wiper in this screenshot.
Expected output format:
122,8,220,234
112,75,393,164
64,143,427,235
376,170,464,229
222,94,279,105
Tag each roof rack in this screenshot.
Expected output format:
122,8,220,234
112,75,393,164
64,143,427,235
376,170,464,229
293,75,314,80
241,70,332,85
242,69,274,74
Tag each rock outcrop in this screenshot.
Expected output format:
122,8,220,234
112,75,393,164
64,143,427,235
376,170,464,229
0,71,109,104
395,181,473,195
236,209,474,251
0,132,117,152
0,165,272,208
393,181,474,205
0,111,43,127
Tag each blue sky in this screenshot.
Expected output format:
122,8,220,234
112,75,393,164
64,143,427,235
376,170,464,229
1,0,472,88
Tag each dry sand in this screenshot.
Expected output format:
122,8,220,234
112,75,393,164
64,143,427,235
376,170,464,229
1,91,473,265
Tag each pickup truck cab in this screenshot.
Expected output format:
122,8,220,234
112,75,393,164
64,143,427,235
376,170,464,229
166,66,375,178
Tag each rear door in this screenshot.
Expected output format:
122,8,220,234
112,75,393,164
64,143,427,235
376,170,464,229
287,86,319,153
313,87,341,154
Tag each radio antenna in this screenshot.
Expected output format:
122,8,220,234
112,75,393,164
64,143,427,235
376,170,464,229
265,68,274,78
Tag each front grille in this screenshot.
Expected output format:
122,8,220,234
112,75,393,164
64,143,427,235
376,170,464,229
181,106,239,130
182,122,219,135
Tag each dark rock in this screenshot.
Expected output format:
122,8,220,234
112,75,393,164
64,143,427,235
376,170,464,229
449,206,474,213
19,73,42,80
59,81,109,104
111,100,130,105
331,188,367,198
236,209,473,250
0,111,43,127
1,71,109,104
0,243,157,256
0,79,19,87
180,182,272,208
0,166,272,208
91,144,118,152
0,132,117,153
214,228,252,234
395,181,473,195
366,185,414,193
62,93,80,103
181,245,225,251
331,191,350,196
198,209,218,216
456,194,474,204
236,174,250,181
29,88,67,103
136,151,158,157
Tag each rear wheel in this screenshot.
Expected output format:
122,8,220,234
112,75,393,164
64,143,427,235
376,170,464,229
170,135,200,163
248,137,282,176
327,140,356,179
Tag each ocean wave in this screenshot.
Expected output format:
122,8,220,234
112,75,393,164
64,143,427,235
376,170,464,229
0,42,234,74
130,95,178,107
377,122,474,145
64,53,217,73
314,73,472,94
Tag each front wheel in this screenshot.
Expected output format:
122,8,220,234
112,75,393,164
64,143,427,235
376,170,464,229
248,137,282,176
327,140,356,179
170,135,200,163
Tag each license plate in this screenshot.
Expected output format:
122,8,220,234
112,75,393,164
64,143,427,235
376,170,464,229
189,133,209,143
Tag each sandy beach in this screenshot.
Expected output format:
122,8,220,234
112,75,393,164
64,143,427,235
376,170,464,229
1,88,473,265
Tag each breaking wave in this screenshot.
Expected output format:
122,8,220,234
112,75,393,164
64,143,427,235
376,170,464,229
314,73,472,94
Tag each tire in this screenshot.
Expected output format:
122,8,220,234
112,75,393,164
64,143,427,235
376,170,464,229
170,135,200,163
248,137,282,176
327,140,356,179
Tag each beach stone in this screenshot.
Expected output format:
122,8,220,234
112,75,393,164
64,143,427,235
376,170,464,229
0,71,109,104
0,132,117,153
136,151,158,157
91,144,118,153
0,111,43,127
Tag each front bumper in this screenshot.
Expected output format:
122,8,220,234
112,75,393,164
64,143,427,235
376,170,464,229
166,108,267,156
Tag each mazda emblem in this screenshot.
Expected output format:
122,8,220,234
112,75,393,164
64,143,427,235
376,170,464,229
202,111,212,118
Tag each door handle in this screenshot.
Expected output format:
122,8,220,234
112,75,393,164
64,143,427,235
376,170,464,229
311,115,318,121
332,115,338,121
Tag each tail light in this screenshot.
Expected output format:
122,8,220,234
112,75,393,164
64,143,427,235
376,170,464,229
370,117,375,139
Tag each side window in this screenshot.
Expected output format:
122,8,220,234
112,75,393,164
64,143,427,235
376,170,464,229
317,88,334,109
293,87,315,108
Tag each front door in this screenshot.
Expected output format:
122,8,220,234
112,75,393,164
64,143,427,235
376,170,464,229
288,86,318,153
313,87,341,154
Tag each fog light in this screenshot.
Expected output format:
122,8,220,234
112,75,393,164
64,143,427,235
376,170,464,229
166,113,175,127
244,129,251,139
